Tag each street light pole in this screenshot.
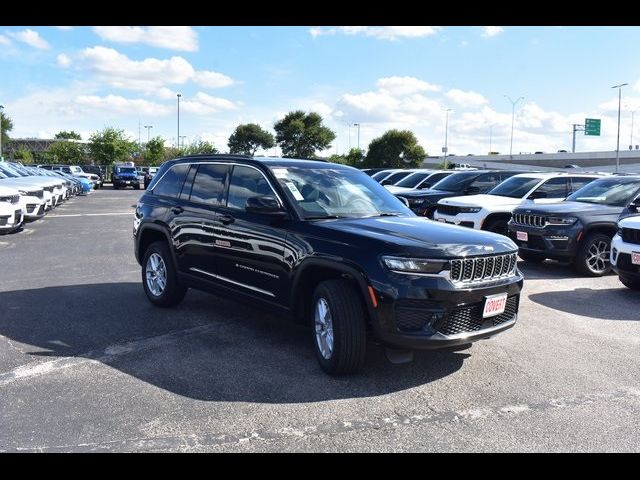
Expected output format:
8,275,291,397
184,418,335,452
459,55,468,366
630,110,636,149
353,123,360,150
144,125,153,144
489,124,494,154
176,93,182,150
442,108,452,169
505,95,524,161
612,83,628,173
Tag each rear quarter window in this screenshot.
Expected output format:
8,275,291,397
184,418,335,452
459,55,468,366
151,164,190,198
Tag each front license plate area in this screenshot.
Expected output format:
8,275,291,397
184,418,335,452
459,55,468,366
483,293,508,318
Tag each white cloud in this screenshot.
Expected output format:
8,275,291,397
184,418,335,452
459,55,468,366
193,71,234,89
93,26,198,52
445,89,488,107
481,26,504,38
55,26,74,31
310,26,442,40
75,94,171,116
0,35,12,47
8,29,50,49
180,92,238,115
376,76,441,95
56,53,72,68
78,46,234,94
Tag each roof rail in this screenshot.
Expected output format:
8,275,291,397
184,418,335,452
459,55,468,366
180,153,254,159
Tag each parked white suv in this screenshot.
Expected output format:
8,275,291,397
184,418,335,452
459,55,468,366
611,213,640,289
0,185,24,233
433,172,604,235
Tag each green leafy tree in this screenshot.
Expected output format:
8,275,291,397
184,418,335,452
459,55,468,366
1,112,13,148
228,123,275,155
182,140,219,156
54,130,82,140
364,130,426,168
13,146,34,164
144,137,165,166
274,110,336,158
88,127,137,166
344,148,365,167
162,146,182,163
327,153,347,164
48,140,87,165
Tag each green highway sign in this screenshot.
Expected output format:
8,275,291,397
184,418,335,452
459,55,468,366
584,118,601,136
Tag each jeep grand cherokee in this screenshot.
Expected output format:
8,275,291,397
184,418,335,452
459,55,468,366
133,155,524,374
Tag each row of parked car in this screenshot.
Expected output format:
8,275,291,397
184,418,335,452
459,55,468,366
363,167,640,290
0,161,97,235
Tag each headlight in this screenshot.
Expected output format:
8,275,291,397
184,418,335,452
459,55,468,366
382,256,448,274
546,216,578,226
457,207,481,213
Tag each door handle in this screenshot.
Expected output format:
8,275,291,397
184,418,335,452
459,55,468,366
218,214,235,225
171,206,184,214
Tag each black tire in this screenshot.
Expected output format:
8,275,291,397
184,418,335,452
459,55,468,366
311,279,367,375
134,184,140,190
113,184,119,190
519,251,546,263
574,233,612,277
620,275,640,290
484,218,509,236
141,241,187,308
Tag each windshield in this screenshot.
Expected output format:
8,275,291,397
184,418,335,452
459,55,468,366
0,164,22,178
394,171,433,188
429,171,480,192
269,166,413,219
116,167,137,174
488,176,541,198
383,171,413,185
566,178,640,206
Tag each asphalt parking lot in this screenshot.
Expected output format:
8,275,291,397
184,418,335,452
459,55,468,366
1,187,639,452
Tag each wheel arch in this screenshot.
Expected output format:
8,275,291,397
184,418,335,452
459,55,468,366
136,224,174,266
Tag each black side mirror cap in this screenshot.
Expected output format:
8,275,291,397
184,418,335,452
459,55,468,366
245,195,287,216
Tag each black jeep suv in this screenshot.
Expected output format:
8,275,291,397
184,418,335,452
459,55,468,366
397,170,520,217
134,155,524,374
508,175,640,276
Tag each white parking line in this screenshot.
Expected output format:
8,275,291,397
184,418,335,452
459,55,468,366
46,212,133,218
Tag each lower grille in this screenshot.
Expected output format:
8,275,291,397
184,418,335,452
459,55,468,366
621,228,640,245
395,300,443,332
616,253,640,273
434,295,519,336
26,204,37,213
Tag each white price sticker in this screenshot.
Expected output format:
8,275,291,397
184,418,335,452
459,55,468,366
285,181,304,201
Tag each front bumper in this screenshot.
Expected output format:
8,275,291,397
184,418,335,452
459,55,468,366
507,222,580,259
19,195,47,220
611,234,640,280
369,271,523,350
0,206,23,232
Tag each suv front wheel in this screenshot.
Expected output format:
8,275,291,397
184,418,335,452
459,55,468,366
142,241,187,307
311,279,367,375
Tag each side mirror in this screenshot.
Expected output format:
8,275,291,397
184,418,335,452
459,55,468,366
418,183,431,189
381,179,394,186
397,196,410,208
465,186,480,195
246,195,287,216
629,199,640,212
528,190,548,200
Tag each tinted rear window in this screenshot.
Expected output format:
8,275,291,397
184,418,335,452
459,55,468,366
152,164,190,198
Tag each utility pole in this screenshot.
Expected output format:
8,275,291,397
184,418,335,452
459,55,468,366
572,123,585,153
505,95,524,161
442,108,452,169
612,83,628,173
144,125,153,143
0,104,4,161
489,124,494,154
138,119,141,149
630,110,636,149
177,93,182,150
353,123,360,150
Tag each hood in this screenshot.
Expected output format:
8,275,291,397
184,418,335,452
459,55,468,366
386,186,415,194
514,200,624,216
312,215,517,257
0,184,20,196
439,194,523,208
399,188,453,198
0,177,60,188
619,214,640,228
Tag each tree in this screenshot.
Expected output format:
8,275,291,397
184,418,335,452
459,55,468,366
1,112,13,148
54,130,82,140
228,123,275,155
182,140,219,156
48,140,87,165
144,137,165,166
274,110,336,158
88,127,137,165
364,130,426,168
344,148,365,167
13,146,34,164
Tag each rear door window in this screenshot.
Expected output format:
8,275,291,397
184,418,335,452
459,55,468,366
189,164,229,205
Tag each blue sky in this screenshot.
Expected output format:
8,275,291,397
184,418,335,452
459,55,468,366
2,26,640,156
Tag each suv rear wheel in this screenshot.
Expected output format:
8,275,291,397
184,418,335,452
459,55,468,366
575,233,611,276
142,241,187,307
311,279,367,375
